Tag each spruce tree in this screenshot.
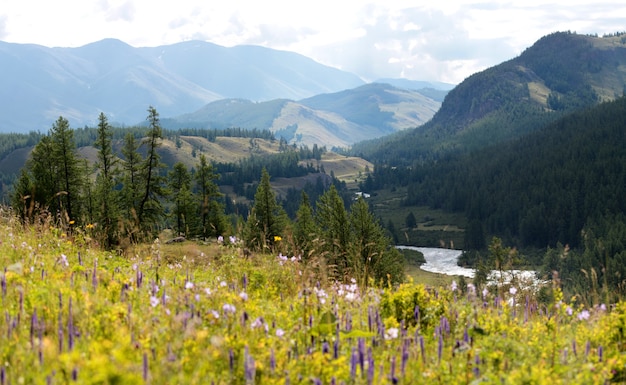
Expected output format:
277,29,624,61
168,162,195,237
120,132,143,234
137,106,166,236
93,112,120,248
349,197,404,286
26,135,57,213
294,191,317,261
315,184,351,278
11,169,34,222
245,168,286,251
49,116,83,224
195,154,226,239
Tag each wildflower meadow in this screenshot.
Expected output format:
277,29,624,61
1,212,625,384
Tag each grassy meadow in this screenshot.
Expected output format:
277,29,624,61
1,209,625,384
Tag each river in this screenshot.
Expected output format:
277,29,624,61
397,246,473,277
397,246,538,283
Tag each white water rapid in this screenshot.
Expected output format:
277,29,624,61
397,246,539,284
397,246,473,277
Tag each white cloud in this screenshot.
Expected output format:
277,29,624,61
1,1,625,83
0,15,7,40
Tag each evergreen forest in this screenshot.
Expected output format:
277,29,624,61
7,107,404,286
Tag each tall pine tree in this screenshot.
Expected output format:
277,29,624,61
245,168,286,251
49,116,84,224
294,191,317,261
195,154,226,239
168,162,195,237
93,112,120,248
315,184,351,278
120,132,143,236
349,197,404,286
137,106,166,236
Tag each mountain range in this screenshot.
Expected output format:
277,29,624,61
352,32,626,163
1,31,625,258
0,38,450,146
162,83,443,147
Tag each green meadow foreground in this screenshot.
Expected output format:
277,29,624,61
1,213,625,384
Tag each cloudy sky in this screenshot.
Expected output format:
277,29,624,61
1,1,624,84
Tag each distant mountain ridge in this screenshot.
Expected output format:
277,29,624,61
0,39,366,133
164,83,443,147
352,32,626,163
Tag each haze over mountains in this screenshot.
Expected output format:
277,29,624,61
0,38,451,146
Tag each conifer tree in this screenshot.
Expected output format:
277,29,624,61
137,106,166,236
294,191,317,261
25,135,57,213
168,162,195,237
245,168,286,251
11,169,35,222
93,112,120,248
315,184,351,278
120,132,143,234
195,154,226,239
49,116,83,223
349,197,403,286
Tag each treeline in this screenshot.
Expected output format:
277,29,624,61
8,107,403,284
168,127,275,142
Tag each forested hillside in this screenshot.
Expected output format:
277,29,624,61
351,32,626,164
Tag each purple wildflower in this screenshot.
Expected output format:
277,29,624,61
244,346,256,382
438,333,444,362
473,354,480,378
578,309,590,321
350,347,358,378
223,303,236,316
68,297,74,351
270,348,276,373
358,338,366,373
389,355,397,383
367,347,374,385
401,341,409,375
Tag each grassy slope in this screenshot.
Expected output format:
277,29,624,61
0,212,624,384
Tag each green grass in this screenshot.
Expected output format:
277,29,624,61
369,187,467,248
2,211,626,384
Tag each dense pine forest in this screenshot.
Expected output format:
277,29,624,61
363,95,626,299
